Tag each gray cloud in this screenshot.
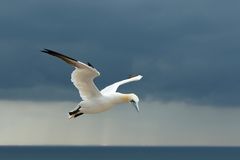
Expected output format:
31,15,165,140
1,0,240,106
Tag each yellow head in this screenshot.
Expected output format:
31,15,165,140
127,93,140,112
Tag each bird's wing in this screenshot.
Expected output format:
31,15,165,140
42,49,101,100
101,75,143,95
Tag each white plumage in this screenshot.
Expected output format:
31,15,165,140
42,49,143,119
71,67,100,101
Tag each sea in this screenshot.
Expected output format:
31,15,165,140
0,146,239,160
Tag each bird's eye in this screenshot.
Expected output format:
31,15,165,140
130,100,135,104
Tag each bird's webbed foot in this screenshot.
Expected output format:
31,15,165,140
69,105,81,116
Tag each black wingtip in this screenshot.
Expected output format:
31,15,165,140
41,48,48,53
41,48,78,62
41,48,52,54
87,62,95,68
128,74,139,79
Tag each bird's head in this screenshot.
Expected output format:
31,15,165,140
128,93,140,112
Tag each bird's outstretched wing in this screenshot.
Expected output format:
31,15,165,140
42,49,101,100
101,75,143,95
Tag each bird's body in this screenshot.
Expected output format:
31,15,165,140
75,92,137,114
76,93,126,114
42,49,142,119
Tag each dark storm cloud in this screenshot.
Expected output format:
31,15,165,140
1,0,240,106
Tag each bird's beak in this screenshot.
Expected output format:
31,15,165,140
131,101,139,112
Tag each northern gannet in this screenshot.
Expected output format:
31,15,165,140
42,49,143,119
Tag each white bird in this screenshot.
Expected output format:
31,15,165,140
42,49,143,119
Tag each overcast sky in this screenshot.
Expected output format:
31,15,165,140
1,0,240,145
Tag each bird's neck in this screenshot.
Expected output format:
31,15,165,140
111,93,131,104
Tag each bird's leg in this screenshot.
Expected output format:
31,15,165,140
69,105,81,116
74,113,84,118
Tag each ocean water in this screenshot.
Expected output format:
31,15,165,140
0,146,239,160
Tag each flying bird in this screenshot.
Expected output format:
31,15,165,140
42,49,143,119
